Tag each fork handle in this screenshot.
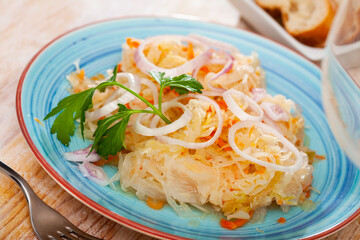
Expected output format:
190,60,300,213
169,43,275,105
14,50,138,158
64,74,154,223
0,161,41,206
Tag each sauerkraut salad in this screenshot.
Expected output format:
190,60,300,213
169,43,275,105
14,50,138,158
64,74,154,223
46,34,317,229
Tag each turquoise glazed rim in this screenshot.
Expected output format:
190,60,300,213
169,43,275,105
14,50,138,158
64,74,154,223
17,17,360,240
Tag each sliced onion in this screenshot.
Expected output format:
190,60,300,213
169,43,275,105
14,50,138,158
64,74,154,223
63,145,101,162
188,34,240,54
262,113,282,134
251,88,267,103
202,90,226,97
157,94,223,149
139,77,159,105
78,162,109,186
206,51,234,91
260,102,289,122
227,210,250,220
223,89,263,121
134,35,212,76
133,101,193,136
228,121,303,172
86,73,140,121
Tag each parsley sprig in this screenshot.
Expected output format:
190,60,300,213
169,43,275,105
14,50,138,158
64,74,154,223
44,65,203,158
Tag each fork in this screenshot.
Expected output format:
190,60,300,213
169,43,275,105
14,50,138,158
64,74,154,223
0,161,103,240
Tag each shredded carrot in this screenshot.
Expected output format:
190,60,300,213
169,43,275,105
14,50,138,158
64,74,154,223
93,159,108,167
146,196,165,210
200,65,210,74
256,166,266,174
230,119,237,126
215,99,228,110
220,210,254,230
77,69,85,80
125,103,131,109
187,42,194,59
93,155,119,166
117,63,122,72
217,138,232,151
126,38,140,48
91,73,106,81
202,130,215,141
34,117,45,127
277,217,286,224
170,88,180,96
249,125,255,138
315,154,326,160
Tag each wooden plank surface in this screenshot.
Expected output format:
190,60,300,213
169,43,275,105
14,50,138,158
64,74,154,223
0,0,359,239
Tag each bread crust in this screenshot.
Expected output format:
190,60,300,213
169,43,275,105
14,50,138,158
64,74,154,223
256,0,335,47
282,0,334,47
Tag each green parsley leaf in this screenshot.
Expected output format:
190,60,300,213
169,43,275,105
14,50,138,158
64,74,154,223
90,104,134,158
44,88,96,146
148,71,203,95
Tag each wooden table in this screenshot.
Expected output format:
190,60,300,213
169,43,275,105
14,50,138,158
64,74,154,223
1,0,359,239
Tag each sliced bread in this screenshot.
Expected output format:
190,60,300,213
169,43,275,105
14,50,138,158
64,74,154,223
256,0,334,47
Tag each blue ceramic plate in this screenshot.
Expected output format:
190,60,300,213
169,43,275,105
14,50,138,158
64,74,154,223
17,17,360,240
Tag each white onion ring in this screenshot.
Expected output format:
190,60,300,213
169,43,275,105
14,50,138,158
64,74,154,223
260,102,289,122
202,90,226,97
133,101,193,136
139,77,159,105
134,35,212,76
251,88,267,103
206,51,234,91
86,73,140,121
262,113,282,134
228,121,303,172
157,94,223,149
64,145,101,162
223,89,263,121
78,162,109,186
188,34,240,53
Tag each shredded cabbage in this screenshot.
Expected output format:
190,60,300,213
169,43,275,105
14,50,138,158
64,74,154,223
68,35,315,221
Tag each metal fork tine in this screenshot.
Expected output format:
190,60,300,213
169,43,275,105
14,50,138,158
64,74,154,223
48,235,63,240
66,225,102,240
57,230,80,240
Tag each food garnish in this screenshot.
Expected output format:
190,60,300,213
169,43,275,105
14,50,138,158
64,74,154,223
44,66,203,158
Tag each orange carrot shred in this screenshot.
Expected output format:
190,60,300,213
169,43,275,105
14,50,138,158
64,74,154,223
126,38,140,48
249,125,255,138
215,99,228,110
187,42,194,59
220,210,254,230
200,66,210,74
34,117,45,127
277,217,286,224
77,69,85,80
117,63,122,72
315,154,326,160
146,196,165,210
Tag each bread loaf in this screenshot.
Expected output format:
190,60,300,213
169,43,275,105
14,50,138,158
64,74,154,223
256,0,335,47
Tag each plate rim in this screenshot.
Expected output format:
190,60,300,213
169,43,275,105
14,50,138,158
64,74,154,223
15,16,359,240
